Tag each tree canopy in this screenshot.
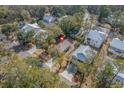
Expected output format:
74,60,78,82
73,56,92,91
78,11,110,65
17,30,35,49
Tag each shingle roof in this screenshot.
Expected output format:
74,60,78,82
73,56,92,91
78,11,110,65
110,38,124,51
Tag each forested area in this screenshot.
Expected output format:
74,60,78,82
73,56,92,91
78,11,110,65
0,5,124,88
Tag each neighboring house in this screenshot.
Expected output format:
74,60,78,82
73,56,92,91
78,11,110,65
43,15,55,24
84,29,107,48
59,63,77,85
21,23,47,38
21,23,47,33
114,72,124,85
72,45,97,64
108,38,124,58
57,39,72,53
95,27,110,37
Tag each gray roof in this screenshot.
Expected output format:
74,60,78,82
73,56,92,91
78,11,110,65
66,64,77,74
87,30,106,42
43,15,55,23
57,39,72,52
72,45,97,63
110,38,124,51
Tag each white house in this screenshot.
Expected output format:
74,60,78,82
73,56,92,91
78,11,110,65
84,29,107,49
59,63,77,85
21,23,46,33
21,23,48,39
72,45,97,64
108,38,124,58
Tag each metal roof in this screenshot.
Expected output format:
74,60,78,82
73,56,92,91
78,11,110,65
72,45,96,62
110,38,124,51
87,30,106,42
21,23,46,33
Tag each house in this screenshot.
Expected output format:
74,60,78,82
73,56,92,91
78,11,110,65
95,27,110,37
43,15,55,24
108,38,124,58
21,23,46,33
72,45,97,64
21,23,48,41
57,39,72,53
84,29,107,48
59,63,77,85
114,72,124,85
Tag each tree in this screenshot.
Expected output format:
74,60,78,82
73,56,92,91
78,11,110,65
0,7,13,24
37,20,45,28
118,15,124,34
17,30,35,50
21,9,31,22
74,12,84,27
36,7,45,20
99,6,111,21
65,6,84,15
96,63,120,88
0,54,69,88
1,23,18,37
87,6,100,15
109,10,123,29
59,16,80,37
50,6,66,17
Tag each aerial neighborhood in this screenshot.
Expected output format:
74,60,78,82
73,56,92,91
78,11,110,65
0,5,124,88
